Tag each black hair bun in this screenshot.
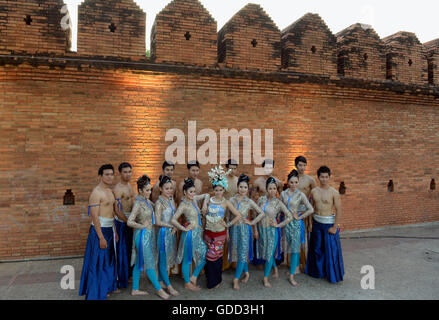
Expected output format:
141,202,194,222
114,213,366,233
287,169,299,182
265,176,277,189
238,173,250,183
137,175,151,191
138,175,150,183
159,175,172,187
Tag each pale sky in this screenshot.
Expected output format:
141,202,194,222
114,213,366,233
64,0,438,52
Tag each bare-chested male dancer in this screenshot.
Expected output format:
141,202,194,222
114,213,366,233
294,156,316,273
152,161,177,203
79,164,119,300
305,166,344,283
178,160,203,201
113,162,135,289
251,159,282,202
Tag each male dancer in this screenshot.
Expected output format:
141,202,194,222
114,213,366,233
305,166,344,283
113,162,135,289
251,159,282,202
79,164,119,300
224,159,238,200
152,161,177,203
178,160,203,201
251,159,283,270
295,156,316,273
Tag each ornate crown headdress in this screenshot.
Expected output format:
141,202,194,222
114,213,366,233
208,165,232,190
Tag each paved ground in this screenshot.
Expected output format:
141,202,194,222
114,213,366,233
1,223,438,300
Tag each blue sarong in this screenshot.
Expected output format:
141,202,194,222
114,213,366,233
79,226,118,300
114,219,133,288
305,220,344,283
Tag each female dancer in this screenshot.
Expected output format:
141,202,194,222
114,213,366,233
280,170,314,286
204,165,242,289
172,178,210,291
154,175,179,296
256,177,298,288
229,174,266,290
127,175,170,299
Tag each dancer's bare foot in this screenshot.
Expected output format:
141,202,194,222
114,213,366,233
167,285,180,296
294,266,301,275
190,275,198,286
107,288,121,297
157,289,170,300
185,282,201,291
289,275,299,287
263,277,272,288
233,279,240,291
273,267,279,278
131,289,148,296
241,272,250,284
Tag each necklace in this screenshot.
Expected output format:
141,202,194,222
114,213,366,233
210,197,224,205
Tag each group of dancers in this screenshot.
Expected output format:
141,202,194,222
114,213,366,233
78,157,345,300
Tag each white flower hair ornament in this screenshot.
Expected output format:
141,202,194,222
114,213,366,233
208,165,232,191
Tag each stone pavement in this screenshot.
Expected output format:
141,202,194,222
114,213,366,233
1,223,438,300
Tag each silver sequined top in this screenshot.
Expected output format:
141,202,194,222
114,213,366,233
256,195,292,227
127,194,155,230
155,195,176,228
229,195,265,225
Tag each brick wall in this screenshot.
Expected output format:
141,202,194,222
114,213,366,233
424,38,439,85
336,24,386,80
151,0,217,67
281,13,337,76
0,0,439,260
77,0,146,58
383,31,428,85
0,0,71,55
218,3,281,72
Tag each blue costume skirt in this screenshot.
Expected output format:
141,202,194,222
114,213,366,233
79,226,118,300
305,220,344,283
115,219,133,288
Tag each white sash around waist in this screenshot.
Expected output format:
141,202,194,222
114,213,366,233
91,216,114,227
313,214,335,225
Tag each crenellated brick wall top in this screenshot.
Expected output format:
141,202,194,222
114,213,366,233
0,0,437,86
